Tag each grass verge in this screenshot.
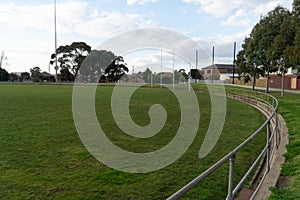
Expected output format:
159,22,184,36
268,92,300,199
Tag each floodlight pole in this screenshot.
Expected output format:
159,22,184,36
233,42,236,84
160,49,163,88
212,46,214,84
195,50,198,83
189,59,191,92
54,0,58,83
173,47,175,90
151,65,153,88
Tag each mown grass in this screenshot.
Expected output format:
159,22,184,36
268,92,300,200
0,83,266,199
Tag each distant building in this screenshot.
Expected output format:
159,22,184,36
202,64,239,81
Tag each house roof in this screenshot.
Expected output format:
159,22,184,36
202,64,239,70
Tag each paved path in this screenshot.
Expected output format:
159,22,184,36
225,84,300,94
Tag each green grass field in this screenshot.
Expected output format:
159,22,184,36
268,91,300,199
0,83,266,199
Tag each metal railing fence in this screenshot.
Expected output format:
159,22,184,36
168,88,279,200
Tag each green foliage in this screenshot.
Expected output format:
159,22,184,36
20,72,31,82
238,3,300,93
59,68,74,82
142,67,152,83
9,73,20,82
79,50,117,83
104,56,129,82
50,42,91,78
0,67,9,81
30,66,42,82
0,51,9,81
268,92,300,199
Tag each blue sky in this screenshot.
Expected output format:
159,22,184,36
0,0,294,73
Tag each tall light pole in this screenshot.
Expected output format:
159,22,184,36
173,47,175,89
212,46,214,84
195,50,198,83
232,42,236,84
54,0,58,82
160,49,163,88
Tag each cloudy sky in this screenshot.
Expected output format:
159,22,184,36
0,0,294,73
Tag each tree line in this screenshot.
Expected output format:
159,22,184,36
49,42,128,83
0,43,129,83
236,0,300,94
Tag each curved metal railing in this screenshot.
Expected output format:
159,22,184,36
168,88,280,200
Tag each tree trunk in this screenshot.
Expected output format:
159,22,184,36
252,67,256,91
281,72,285,96
252,76,256,91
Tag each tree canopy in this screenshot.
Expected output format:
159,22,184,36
104,56,129,82
50,42,91,79
30,67,42,82
237,2,300,93
0,51,9,81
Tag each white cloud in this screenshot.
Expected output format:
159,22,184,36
126,0,158,5
182,0,283,17
75,12,158,38
194,31,248,65
221,1,283,26
182,0,293,27
0,1,158,37
0,1,159,72
221,9,250,26
0,1,91,34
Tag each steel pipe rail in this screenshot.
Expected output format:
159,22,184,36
168,89,279,200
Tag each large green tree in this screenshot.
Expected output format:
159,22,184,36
50,42,91,79
0,51,9,81
0,68,9,81
79,50,116,82
20,72,31,82
104,56,129,82
30,67,42,82
270,10,295,95
142,67,152,83
292,0,300,69
238,6,292,93
178,69,189,83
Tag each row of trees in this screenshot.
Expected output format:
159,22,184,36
50,42,129,82
236,0,300,95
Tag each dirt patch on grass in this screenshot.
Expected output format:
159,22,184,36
49,187,65,194
276,176,290,189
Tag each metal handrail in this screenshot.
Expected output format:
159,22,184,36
168,89,279,200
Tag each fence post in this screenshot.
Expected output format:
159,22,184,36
226,154,236,200
266,121,270,173
275,111,279,149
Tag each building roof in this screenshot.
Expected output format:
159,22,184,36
202,64,239,70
